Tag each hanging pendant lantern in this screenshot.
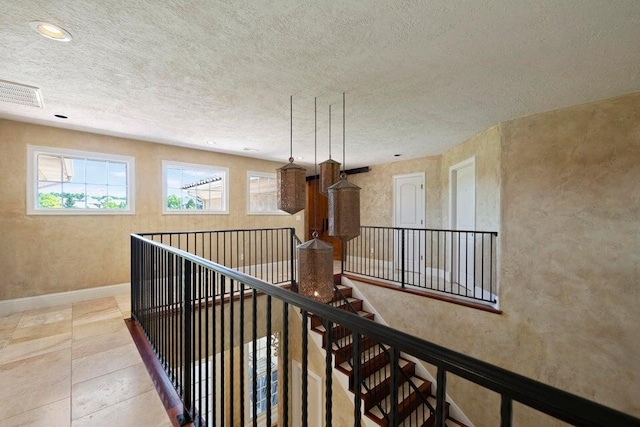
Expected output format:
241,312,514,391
319,105,341,195
277,95,306,215
277,159,306,214
328,176,361,241
328,92,361,241
298,235,334,302
299,97,334,302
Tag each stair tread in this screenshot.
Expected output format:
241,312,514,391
329,297,361,308
332,332,373,350
359,358,412,391
398,403,433,427
398,398,458,427
312,310,373,333
338,344,390,371
367,375,431,420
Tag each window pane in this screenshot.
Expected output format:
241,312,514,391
108,186,128,209
61,183,86,208
182,169,209,187
182,192,198,210
86,160,108,184
166,188,181,209
68,158,86,183
86,185,108,209
249,174,278,213
38,182,62,208
38,155,63,182
166,168,181,190
108,162,127,186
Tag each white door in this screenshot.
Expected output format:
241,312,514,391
292,362,322,427
450,159,475,290
393,173,425,274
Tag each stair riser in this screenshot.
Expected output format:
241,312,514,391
334,337,377,365
310,300,364,328
361,362,417,411
322,325,355,346
349,352,391,388
395,381,433,425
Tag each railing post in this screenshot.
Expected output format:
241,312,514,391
389,348,399,426
130,235,138,320
341,241,345,276
400,229,406,288
178,259,193,426
353,331,362,427
501,395,513,427
290,228,296,290
435,367,447,427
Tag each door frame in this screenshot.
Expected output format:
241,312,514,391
448,157,476,230
449,157,476,287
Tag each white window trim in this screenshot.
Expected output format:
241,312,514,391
26,145,135,215
247,171,287,216
162,160,229,215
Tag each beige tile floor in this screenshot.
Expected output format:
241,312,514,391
0,293,172,427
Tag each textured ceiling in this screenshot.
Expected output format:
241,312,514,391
1,1,639,170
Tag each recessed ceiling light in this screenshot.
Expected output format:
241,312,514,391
297,156,303,160
30,21,72,42
242,147,259,152
54,114,68,119
205,141,216,145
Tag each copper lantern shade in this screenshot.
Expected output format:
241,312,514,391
319,158,341,196
277,158,306,214
328,178,361,241
297,238,334,302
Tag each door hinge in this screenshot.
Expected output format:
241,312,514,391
421,220,423,224
421,184,423,189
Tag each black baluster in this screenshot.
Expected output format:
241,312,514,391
302,310,309,427
324,319,333,427
435,367,446,427
501,395,512,427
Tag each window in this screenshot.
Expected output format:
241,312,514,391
163,161,228,214
27,145,134,215
247,335,278,423
247,171,284,214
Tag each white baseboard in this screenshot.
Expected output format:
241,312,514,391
0,283,130,316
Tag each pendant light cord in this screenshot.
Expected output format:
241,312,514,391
289,95,293,162
342,91,347,178
313,97,319,238
328,104,332,159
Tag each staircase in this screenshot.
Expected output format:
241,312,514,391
307,280,463,426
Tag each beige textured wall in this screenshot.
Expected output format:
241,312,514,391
352,92,640,424
350,156,442,228
0,120,303,300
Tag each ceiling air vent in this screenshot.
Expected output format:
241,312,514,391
0,80,44,108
